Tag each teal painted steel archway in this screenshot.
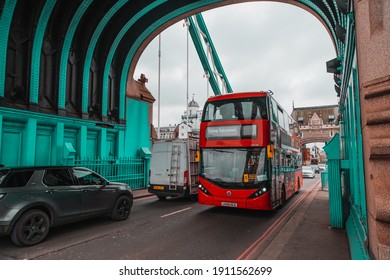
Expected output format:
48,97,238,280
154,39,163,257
0,1,348,113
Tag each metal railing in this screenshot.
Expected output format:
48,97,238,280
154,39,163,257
74,156,146,190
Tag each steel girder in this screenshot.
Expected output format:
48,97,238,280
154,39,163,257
0,0,347,122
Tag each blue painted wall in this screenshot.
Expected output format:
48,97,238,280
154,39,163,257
1,97,151,167
125,98,151,157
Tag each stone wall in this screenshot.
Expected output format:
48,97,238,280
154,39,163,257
355,0,390,260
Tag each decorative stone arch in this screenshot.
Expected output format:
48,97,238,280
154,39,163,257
291,104,340,147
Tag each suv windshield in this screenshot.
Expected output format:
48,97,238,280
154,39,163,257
0,169,10,185
200,148,268,189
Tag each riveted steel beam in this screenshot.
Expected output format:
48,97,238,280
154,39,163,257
30,0,58,104
194,13,233,94
58,0,94,111
0,0,17,97
82,0,129,115
119,0,225,105
102,0,167,120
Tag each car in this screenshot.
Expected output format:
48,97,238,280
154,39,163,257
311,164,320,174
318,164,327,172
302,166,315,178
0,166,133,246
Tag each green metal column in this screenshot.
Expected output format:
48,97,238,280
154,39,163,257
321,169,328,190
22,119,37,166
99,128,107,157
78,126,88,159
140,147,151,188
0,114,3,157
343,66,370,260
54,122,64,165
117,130,125,157
323,133,344,228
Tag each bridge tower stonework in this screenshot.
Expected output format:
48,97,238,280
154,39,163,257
291,105,340,146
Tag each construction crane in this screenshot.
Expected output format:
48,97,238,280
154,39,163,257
186,14,233,96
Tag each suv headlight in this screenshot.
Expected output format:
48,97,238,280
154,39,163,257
0,193,6,200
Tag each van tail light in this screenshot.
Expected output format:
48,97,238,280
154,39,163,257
183,170,189,187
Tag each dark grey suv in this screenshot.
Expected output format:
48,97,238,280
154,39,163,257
0,166,133,246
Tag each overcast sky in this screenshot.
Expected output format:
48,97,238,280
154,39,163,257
133,2,338,128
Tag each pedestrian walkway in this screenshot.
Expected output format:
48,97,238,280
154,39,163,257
258,184,351,260
133,188,152,200
133,183,351,260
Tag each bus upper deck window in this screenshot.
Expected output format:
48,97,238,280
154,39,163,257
220,105,234,119
251,99,267,120
234,102,244,120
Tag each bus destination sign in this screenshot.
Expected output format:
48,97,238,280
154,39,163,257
206,125,257,140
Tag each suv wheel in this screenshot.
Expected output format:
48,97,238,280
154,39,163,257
111,196,132,221
11,210,50,246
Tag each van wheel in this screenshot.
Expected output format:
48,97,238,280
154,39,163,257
111,196,132,221
11,210,50,247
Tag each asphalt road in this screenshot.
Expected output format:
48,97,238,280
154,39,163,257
0,178,320,260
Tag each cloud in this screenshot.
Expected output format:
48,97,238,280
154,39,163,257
134,2,338,127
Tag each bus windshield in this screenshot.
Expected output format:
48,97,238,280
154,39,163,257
202,97,267,122
200,148,268,189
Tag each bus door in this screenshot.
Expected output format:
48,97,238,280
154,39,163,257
285,153,294,197
271,149,280,206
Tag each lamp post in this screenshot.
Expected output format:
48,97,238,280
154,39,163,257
185,19,190,137
157,34,161,139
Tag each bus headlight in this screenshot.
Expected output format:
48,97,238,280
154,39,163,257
198,184,210,195
248,187,270,198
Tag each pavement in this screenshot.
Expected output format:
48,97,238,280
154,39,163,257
132,181,351,260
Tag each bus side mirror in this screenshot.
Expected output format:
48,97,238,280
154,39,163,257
267,145,274,158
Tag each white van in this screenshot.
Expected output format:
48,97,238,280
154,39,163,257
148,138,199,199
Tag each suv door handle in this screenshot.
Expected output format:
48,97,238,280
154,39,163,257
46,189,58,193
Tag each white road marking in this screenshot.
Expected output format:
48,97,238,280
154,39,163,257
160,207,192,218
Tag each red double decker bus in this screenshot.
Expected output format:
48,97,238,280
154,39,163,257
198,91,302,210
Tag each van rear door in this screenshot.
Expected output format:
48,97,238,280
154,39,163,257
150,141,171,188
